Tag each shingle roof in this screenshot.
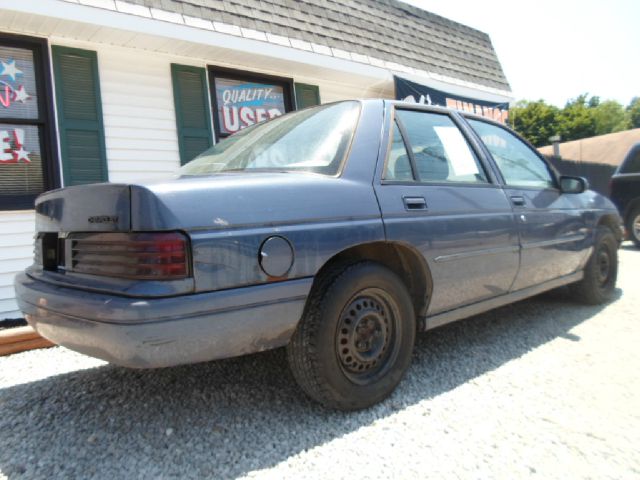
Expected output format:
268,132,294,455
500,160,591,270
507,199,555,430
122,0,511,91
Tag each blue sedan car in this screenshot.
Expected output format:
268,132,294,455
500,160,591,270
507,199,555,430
15,100,621,410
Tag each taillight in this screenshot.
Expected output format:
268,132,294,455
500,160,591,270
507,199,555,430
69,232,190,280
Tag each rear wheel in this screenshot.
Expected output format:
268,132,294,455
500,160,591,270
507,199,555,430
627,205,640,247
287,261,415,410
569,226,618,304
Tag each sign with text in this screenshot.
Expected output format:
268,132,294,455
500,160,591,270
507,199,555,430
215,78,285,135
394,76,509,124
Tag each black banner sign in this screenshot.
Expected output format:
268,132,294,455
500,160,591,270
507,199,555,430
394,76,509,123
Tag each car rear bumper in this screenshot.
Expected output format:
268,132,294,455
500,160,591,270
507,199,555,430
14,272,312,368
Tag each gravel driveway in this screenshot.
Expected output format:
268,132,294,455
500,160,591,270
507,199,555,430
1,246,639,479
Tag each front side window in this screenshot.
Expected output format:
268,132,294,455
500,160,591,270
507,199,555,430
388,109,488,184
179,101,360,177
468,119,555,189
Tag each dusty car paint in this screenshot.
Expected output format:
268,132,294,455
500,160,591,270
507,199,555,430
15,99,622,368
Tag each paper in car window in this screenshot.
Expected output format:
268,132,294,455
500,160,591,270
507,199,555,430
434,126,479,177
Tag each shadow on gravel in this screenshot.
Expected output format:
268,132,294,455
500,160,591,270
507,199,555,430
0,289,622,478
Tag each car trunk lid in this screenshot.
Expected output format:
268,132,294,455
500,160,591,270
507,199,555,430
35,183,132,232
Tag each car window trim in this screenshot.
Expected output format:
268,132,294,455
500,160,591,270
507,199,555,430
381,105,497,186
461,113,561,191
613,172,640,178
380,179,503,188
393,116,420,181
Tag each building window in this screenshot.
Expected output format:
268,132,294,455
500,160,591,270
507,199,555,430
208,66,294,140
0,34,58,210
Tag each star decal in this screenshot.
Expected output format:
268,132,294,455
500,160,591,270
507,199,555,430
0,59,23,82
13,85,30,103
13,146,31,163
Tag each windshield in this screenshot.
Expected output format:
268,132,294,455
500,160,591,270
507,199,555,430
179,101,361,177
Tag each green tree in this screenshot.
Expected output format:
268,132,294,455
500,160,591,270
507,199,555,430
627,97,640,128
557,94,597,142
593,100,630,135
509,100,560,147
510,94,638,146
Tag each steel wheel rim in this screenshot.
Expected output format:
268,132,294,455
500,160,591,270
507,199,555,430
335,288,401,385
596,244,612,287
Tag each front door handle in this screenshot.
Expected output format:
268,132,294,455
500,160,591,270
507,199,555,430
403,196,427,211
510,195,526,206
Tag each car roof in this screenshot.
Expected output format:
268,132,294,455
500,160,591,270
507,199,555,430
377,99,510,130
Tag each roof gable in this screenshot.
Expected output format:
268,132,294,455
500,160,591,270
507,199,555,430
122,0,511,91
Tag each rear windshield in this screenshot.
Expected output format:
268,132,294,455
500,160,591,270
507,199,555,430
179,101,360,177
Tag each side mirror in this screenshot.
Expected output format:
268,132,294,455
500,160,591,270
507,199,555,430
559,175,588,194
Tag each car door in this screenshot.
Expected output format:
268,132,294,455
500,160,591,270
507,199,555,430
374,105,520,316
465,118,590,291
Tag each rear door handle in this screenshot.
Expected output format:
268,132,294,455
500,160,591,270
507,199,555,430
510,195,526,206
403,196,427,211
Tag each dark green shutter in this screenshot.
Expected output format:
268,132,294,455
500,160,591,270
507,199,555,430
294,83,321,109
171,64,213,165
52,46,108,186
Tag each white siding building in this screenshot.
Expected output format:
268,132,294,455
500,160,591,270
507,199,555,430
0,0,512,320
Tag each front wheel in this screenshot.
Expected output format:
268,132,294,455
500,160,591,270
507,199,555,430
569,226,618,305
287,261,416,410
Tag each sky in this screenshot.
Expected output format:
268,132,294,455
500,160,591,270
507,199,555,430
402,0,640,107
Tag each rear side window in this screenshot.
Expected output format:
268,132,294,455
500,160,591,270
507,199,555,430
620,148,640,174
468,119,555,189
384,109,488,184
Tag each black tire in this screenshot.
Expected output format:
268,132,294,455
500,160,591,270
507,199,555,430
287,261,416,410
569,226,618,305
626,205,640,248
